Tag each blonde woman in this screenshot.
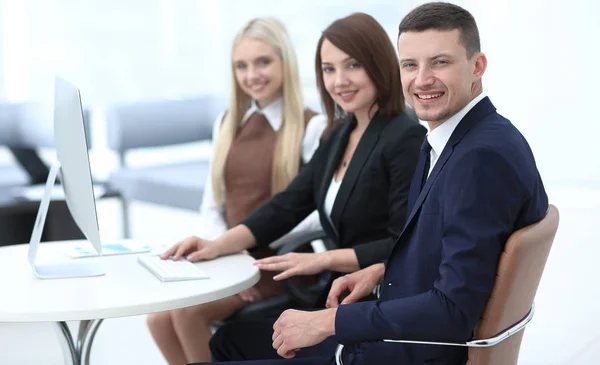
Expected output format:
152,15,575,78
146,17,329,364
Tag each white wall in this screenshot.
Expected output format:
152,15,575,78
409,0,600,185
1,0,599,184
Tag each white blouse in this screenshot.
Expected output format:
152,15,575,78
197,97,328,240
323,176,342,218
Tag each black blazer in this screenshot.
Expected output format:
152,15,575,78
242,110,426,269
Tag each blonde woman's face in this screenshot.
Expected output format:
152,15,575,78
233,37,284,109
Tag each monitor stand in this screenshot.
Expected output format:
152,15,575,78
27,161,105,279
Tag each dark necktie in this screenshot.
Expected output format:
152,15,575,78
420,139,432,189
407,138,432,214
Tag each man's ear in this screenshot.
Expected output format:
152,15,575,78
473,52,487,81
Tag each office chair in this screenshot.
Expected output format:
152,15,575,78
336,204,559,365
105,96,225,238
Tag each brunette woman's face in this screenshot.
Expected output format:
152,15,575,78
320,38,377,118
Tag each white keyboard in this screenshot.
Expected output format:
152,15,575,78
138,255,210,282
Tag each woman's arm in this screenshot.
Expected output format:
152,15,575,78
255,248,359,281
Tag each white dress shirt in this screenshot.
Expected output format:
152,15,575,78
425,92,487,177
197,97,328,240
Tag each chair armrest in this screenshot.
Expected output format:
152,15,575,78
334,303,535,365
273,230,333,255
384,303,534,348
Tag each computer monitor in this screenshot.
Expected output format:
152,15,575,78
27,76,105,279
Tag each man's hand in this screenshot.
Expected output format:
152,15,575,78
255,252,328,280
160,236,220,262
272,308,336,358
326,263,385,308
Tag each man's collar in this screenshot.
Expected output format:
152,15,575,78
426,92,487,157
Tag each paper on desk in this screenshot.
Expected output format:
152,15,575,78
11,184,106,201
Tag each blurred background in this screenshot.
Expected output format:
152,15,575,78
1,0,599,182
0,0,598,364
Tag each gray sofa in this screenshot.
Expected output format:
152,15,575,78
105,95,226,237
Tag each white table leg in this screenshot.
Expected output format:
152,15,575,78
54,319,104,365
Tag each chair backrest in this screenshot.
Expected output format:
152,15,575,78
467,204,559,365
105,95,226,154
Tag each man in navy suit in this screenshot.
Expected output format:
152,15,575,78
201,3,548,365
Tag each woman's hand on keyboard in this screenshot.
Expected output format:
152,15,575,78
160,236,220,262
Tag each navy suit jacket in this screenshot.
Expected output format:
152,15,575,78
334,97,549,365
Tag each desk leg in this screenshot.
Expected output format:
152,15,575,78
56,322,79,365
79,319,103,365
54,319,104,365
76,320,89,354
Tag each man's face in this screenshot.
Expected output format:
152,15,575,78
398,29,486,128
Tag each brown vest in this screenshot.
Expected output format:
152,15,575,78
223,108,317,230
224,109,319,297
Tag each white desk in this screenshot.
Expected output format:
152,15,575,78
0,240,260,365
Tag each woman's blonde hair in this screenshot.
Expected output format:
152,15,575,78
211,17,306,205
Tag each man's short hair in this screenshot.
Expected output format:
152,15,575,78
398,2,481,58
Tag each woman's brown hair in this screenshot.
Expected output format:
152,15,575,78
315,12,405,125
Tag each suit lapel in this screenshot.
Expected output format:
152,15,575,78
330,112,387,233
317,119,356,237
400,97,497,237
318,119,355,209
